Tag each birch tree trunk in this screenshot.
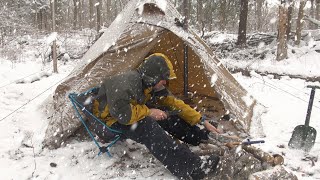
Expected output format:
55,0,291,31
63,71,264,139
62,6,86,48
295,0,306,46
277,1,288,61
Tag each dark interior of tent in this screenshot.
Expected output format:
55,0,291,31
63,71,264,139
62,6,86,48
147,30,227,120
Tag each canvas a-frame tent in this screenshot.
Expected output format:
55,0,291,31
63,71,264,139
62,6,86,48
43,0,265,149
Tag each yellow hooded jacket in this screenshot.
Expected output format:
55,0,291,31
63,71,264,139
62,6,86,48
93,53,201,127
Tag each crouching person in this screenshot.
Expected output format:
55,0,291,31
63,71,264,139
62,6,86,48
91,53,221,179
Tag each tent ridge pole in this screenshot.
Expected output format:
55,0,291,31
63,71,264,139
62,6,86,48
184,45,188,97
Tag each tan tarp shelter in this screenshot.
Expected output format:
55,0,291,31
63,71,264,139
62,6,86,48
43,0,264,149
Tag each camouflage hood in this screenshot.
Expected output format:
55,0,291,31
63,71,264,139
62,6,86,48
137,53,176,87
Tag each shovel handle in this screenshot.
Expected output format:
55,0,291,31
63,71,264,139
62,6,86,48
305,85,319,126
307,85,320,89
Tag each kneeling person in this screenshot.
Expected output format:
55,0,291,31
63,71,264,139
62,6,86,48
92,53,220,179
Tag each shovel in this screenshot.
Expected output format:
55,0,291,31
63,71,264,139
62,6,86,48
288,85,319,152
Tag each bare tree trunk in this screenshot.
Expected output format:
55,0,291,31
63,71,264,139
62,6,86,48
44,9,48,30
36,11,41,30
54,0,62,30
106,0,111,26
228,0,238,31
237,0,249,47
183,0,189,28
310,0,315,29
41,9,45,31
49,1,53,30
295,0,306,46
197,0,203,31
119,0,124,10
256,0,264,31
39,9,42,30
34,4,48,31
277,1,288,61
89,0,94,29
175,0,182,14
33,2,39,30
316,0,320,23
73,0,78,30
114,1,119,20
219,0,227,31
96,0,102,32
286,0,294,40
208,1,213,31
78,0,83,29
0,28,4,46
67,3,71,28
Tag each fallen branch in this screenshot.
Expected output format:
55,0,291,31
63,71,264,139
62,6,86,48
242,145,284,166
31,135,37,178
229,67,320,82
304,15,320,27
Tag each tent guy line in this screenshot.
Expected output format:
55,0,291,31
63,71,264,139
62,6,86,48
251,74,320,110
0,74,69,122
0,67,51,89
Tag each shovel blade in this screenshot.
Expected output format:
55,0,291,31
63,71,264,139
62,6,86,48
288,125,317,152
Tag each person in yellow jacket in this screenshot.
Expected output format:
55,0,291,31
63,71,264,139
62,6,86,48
91,53,220,179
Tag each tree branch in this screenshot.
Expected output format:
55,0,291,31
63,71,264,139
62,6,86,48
304,15,320,27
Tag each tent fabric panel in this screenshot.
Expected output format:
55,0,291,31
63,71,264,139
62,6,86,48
43,24,165,149
186,31,255,130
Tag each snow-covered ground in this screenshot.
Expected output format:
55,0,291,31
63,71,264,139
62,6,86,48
0,32,320,180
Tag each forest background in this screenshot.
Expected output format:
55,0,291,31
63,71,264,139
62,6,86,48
1,0,320,179
1,0,319,58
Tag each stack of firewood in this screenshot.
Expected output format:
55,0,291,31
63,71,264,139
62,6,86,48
190,119,298,180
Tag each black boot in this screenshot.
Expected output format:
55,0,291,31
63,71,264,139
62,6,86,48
191,154,220,180
204,154,220,173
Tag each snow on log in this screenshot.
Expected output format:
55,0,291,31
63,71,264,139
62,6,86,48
249,165,298,180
